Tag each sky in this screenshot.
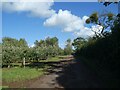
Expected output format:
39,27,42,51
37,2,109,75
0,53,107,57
2,1,118,48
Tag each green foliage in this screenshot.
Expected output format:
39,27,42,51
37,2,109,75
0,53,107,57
64,39,72,55
103,2,118,7
2,37,29,67
33,37,63,60
89,12,98,24
73,13,120,87
2,37,64,67
107,13,114,21
74,13,120,65
72,37,87,50
86,12,115,37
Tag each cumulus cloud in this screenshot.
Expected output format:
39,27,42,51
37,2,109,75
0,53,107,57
74,25,103,37
74,27,94,38
44,9,97,38
2,1,103,38
44,10,84,31
2,0,55,18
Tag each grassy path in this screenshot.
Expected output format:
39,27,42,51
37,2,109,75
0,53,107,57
2,56,110,88
25,58,104,88
2,56,73,88
25,59,73,88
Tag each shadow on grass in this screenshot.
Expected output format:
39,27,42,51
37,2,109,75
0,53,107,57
27,59,105,88
26,59,119,88
55,59,119,88
26,59,73,73
5,58,118,88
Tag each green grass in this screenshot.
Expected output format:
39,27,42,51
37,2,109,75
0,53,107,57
40,56,60,63
2,67,45,82
0,86,9,89
40,55,71,63
2,56,66,83
0,68,2,78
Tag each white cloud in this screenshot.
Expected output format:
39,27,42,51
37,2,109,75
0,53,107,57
2,0,54,2
2,1,103,38
44,9,96,38
74,27,94,38
2,0,55,18
28,44,35,48
74,25,103,38
44,10,85,31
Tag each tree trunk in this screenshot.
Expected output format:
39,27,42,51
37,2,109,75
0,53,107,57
23,57,25,68
8,65,10,68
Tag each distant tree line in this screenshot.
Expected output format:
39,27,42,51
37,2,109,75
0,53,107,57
1,37,72,68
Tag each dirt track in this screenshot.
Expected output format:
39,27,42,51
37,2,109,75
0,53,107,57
25,60,67,88
2,59,72,88
3,58,106,88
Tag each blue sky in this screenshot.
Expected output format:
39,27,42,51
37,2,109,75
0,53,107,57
2,2,118,48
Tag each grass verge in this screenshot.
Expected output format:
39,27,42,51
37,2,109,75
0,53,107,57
2,56,70,83
2,67,45,82
2,56,62,83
